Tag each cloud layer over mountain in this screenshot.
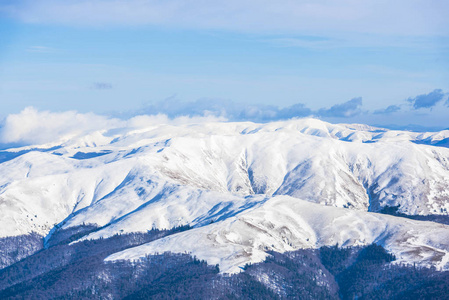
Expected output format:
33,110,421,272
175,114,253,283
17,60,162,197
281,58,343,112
0,89,447,148
407,89,445,109
0,107,224,147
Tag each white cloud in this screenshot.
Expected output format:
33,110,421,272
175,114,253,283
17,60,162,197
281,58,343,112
0,107,123,146
3,0,448,37
0,107,227,147
126,113,226,128
0,90,447,147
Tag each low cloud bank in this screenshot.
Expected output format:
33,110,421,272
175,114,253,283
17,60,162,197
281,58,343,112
407,89,445,109
0,89,447,148
140,97,362,122
373,105,401,115
317,97,362,118
0,107,225,147
0,107,121,146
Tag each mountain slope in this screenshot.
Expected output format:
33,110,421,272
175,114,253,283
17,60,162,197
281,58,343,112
106,195,449,273
1,118,449,273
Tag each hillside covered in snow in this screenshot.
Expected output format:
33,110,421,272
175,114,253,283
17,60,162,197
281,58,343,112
1,118,449,273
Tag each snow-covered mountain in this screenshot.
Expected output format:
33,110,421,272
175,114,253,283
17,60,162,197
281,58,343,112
1,118,449,273
106,196,449,273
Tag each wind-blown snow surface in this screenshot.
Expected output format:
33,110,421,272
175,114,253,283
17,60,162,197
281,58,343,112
1,118,449,272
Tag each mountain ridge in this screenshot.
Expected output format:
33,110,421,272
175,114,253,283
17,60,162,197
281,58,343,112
1,118,449,273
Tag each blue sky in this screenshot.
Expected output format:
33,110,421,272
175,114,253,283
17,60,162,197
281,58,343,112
0,0,449,130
